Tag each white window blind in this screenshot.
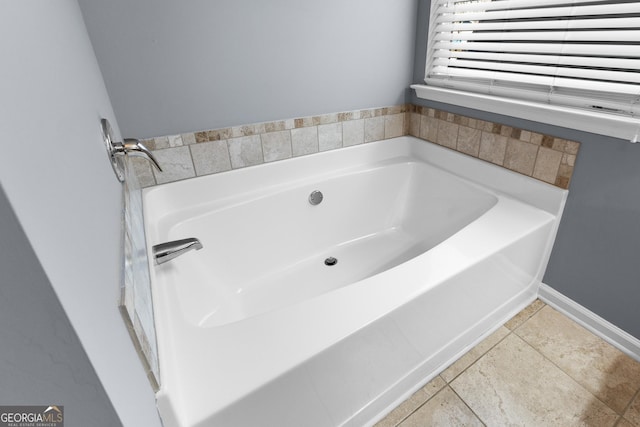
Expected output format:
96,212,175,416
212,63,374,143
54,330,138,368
425,0,640,119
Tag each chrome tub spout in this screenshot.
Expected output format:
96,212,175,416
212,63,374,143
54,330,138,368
153,238,203,265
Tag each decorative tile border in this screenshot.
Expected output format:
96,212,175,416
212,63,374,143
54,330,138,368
132,105,408,187
408,105,578,189
134,104,579,190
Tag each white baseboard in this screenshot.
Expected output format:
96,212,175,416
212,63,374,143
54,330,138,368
539,283,640,362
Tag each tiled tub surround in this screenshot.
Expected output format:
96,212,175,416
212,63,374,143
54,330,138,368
132,104,579,190
132,105,408,187
408,105,579,189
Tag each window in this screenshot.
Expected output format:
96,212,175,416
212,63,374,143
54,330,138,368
412,0,640,141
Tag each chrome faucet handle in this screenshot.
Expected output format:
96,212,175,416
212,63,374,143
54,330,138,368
121,138,163,172
101,118,163,182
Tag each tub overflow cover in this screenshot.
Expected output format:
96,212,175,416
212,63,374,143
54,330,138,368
309,190,323,205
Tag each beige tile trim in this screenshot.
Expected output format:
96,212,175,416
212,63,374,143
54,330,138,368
136,104,579,190
408,105,579,189
137,106,408,187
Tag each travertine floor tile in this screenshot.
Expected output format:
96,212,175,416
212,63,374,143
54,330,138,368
398,386,483,427
516,306,640,414
504,299,545,330
441,326,510,382
623,392,640,426
451,334,619,426
375,376,446,427
619,417,637,427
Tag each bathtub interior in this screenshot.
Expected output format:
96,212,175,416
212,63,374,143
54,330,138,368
153,158,498,327
202,222,553,427
144,136,568,427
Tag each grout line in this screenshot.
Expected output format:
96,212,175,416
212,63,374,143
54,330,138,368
448,384,488,427
287,130,293,158
443,300,549,386
188,144,197,176
391,380,448,427
420,301,546,395
512,317,620,416
505,299,546,332
224,138,232,172
531,144,541,180
618,386,640,424
259,133,265,163
442,327,513,385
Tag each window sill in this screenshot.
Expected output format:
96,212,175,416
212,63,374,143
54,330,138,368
411,84,639,142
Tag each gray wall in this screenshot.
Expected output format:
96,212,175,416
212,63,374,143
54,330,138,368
78,0,418,138
0,1,161,425
0,186,121,427
412,0,640,339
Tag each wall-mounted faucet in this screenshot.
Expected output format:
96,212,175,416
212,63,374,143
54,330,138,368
115,138,162,170
152,238,203,265
101,118,162,182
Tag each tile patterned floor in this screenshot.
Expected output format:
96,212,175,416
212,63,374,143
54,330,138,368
375,300,640,427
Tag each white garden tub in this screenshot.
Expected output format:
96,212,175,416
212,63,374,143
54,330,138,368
144,136,567,427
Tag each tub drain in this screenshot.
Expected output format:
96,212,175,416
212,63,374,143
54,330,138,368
324,257,338,266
